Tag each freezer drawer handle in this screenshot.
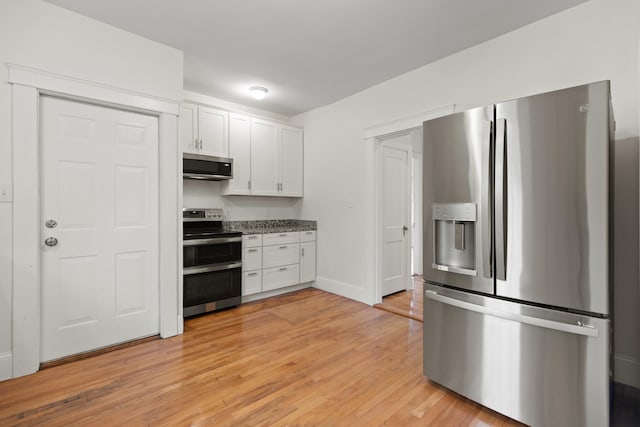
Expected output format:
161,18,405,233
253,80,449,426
424,290,598,337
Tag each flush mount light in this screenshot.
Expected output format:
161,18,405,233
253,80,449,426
249,86,269,100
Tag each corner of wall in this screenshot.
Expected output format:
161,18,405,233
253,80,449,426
313,276,372,306
0,352,12,381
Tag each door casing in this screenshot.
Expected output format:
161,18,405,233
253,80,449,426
8,64,180,379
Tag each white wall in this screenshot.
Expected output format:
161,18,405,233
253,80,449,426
297,0,640,385
0,0,183,380
183,180,302,220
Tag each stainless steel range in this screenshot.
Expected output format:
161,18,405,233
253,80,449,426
182,208,242,317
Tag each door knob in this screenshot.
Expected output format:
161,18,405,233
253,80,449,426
44,237,58,247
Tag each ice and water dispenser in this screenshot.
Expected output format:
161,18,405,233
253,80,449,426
432,203,477,276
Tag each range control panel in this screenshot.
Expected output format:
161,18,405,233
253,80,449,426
183,208,224,221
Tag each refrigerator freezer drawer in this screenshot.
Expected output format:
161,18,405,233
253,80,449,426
423,285,610,427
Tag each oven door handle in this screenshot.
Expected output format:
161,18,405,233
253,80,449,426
184,262,242,275
183,236,242,246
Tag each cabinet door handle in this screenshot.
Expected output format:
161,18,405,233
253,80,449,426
279,245,288,249
199,139,203,150
194,138,198,150
301,248,305,256
248,180,251,190
279,267,287,271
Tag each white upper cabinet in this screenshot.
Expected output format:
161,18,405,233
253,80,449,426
180,103,198,153
279,126,303,197
180,102,229,158
227,113,252,195
250,118,279,196
225,115,304,198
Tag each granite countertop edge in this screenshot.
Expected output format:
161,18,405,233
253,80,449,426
223,219,317,235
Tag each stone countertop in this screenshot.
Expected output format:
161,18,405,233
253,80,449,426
223,219,317,235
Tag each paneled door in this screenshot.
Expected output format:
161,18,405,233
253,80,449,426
381,143,410,296
40,96,159,362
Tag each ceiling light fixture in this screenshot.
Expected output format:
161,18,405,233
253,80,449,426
249,86,269,100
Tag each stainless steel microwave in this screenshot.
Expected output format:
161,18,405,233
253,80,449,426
183,153,233,181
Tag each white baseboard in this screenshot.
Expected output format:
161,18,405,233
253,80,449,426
241,282,312,304
0,352,12,381
614,353,640,388
313,276,372,305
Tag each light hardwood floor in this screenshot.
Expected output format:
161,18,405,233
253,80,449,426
0,288,522,426
375,276,424,322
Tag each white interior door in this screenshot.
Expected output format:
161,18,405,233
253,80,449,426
382,143,410,296
40,96,159,362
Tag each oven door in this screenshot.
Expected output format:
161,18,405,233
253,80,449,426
183,236,242,267
183,263,242,317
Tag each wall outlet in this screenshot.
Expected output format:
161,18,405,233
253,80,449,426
0,183,12,202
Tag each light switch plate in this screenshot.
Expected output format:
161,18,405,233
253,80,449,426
0,183,12,202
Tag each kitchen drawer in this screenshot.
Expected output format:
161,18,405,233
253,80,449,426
243,234,263,248
300,230,316,242
262,264,299,291
242,270,262,296
263,243,300,268
262,231,299,246
242,247,262,271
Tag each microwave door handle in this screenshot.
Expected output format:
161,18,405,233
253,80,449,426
495,118,507,281
481,120,492,278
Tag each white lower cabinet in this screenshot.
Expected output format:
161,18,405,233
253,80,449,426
242,247,262,271
242,234,263,296
243,270,262,296
263,264,300,291
263,243,300,269
300,241,317,283
241,230,317,298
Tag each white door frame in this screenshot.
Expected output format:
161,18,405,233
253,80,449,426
9,64,181,378
364,105,455,305
373,131,414,304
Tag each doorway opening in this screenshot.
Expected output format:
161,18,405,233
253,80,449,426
373,128,423,321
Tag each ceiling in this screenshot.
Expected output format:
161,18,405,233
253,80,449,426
45,0,588,116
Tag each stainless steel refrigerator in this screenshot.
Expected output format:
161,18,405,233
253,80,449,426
422,81,613,427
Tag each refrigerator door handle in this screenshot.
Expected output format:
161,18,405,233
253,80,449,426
495,118,507,280
424,290,598,337
481,120,492,278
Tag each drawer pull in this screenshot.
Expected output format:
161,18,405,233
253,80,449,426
248,249,258,253
279,234,287,237
280,245,288,249
248,235,257,239
279,267,287,271
248,272,258,276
